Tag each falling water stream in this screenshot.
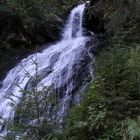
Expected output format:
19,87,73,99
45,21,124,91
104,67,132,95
0,2,94,135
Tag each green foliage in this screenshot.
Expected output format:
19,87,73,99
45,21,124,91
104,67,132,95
2,60,59,140
122,117,140,140
61,38,140,139
89,0,140,44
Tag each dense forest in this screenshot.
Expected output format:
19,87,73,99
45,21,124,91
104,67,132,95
0,0,140,139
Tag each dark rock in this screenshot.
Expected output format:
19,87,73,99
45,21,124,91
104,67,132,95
36,20,63,42
84,11,105,34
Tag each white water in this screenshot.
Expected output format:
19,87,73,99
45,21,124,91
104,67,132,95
0,3,93,130
63,4,85,39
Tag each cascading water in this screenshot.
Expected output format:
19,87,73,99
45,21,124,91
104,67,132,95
0,2,94,133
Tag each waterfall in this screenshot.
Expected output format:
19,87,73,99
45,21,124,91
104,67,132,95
63,4,85,39
0,2,94,133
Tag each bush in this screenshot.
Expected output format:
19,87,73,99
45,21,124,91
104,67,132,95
61,41,140,139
